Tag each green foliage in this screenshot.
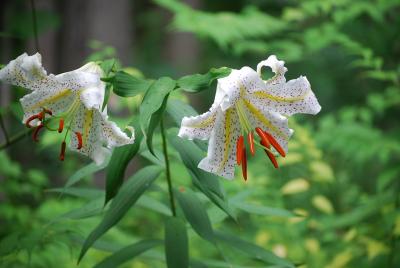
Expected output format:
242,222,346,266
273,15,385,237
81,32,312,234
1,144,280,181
164,217,189,268
78,166,162,262
1,0,400,267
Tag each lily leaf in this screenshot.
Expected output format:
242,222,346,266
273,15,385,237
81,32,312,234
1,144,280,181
165,217,188,268
94,239,162,268
78,165,163,263
177,67,231,92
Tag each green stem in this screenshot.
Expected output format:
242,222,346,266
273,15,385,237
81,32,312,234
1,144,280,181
0,114,9,143
0,129,31,150
30,0,40,52
160,118,176,217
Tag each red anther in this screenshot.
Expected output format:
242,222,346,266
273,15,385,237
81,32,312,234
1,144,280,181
25,114,41,128
266,151,279,168
263,131,286,157
236,135,244,165
43,109,53,116
32,124,44,142
261,140,279,169
241,148,248,181
248,132,255,156
58,119,64,133
75,132,83,149
59,141,66,161
255,127,270,149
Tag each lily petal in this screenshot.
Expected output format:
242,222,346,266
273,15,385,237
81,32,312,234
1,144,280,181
178,103,219,140
250,76,321,116
69,106,134,165
256,55,287,85
198,108,241,179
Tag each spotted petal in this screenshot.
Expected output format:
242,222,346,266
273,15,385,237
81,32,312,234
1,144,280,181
178,103,219,141
249,76,321,117
198,108,241,179
256,55,287,85
70,106,135,165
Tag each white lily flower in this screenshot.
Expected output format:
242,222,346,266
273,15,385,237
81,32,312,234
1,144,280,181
0,53,134,164
178,55,321,180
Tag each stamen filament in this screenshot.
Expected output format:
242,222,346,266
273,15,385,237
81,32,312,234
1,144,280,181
248,132,255,156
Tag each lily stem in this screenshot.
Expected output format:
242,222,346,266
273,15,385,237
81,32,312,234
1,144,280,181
0,114,9,143
0,129,31,150
30,0,40,52
160,117,176,217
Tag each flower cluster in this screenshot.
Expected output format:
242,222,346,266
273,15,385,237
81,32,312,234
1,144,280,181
0,53,320,180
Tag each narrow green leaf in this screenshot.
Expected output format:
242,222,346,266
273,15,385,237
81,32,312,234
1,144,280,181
166,98,197,126
58,198,105,220
168,128,235,220
232,202,295,218
177,67,231,92
146,94,169,156
112,71,153,97
165,217,188,268
94,239,162,268
65,157,109,188
46,187,103,199
140,77,176,154
215,231,294,267
78,166,163,263
100,59,116,110
175,188,215,243
105,120,143,204
102,84,112,111
136,195,171,216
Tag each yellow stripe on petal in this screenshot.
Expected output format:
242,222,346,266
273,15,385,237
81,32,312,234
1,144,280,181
190,114,216,128
253,90,309,103
83,109,93,146
27,89,72,111
218,108,232,172
242,98,289,140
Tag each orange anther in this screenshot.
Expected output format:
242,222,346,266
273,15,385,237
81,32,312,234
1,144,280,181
25,114,41,128
248,132,255,156
261,140,279,169
59,141,66,161
58,119,64,133
263,131,286,157
75,132,83,149
43,108,53,116
236,135,244,165
255,127,270,149
241,148,248,181
32,124,44,142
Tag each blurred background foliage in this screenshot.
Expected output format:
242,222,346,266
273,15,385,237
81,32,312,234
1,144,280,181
0,0,399,267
